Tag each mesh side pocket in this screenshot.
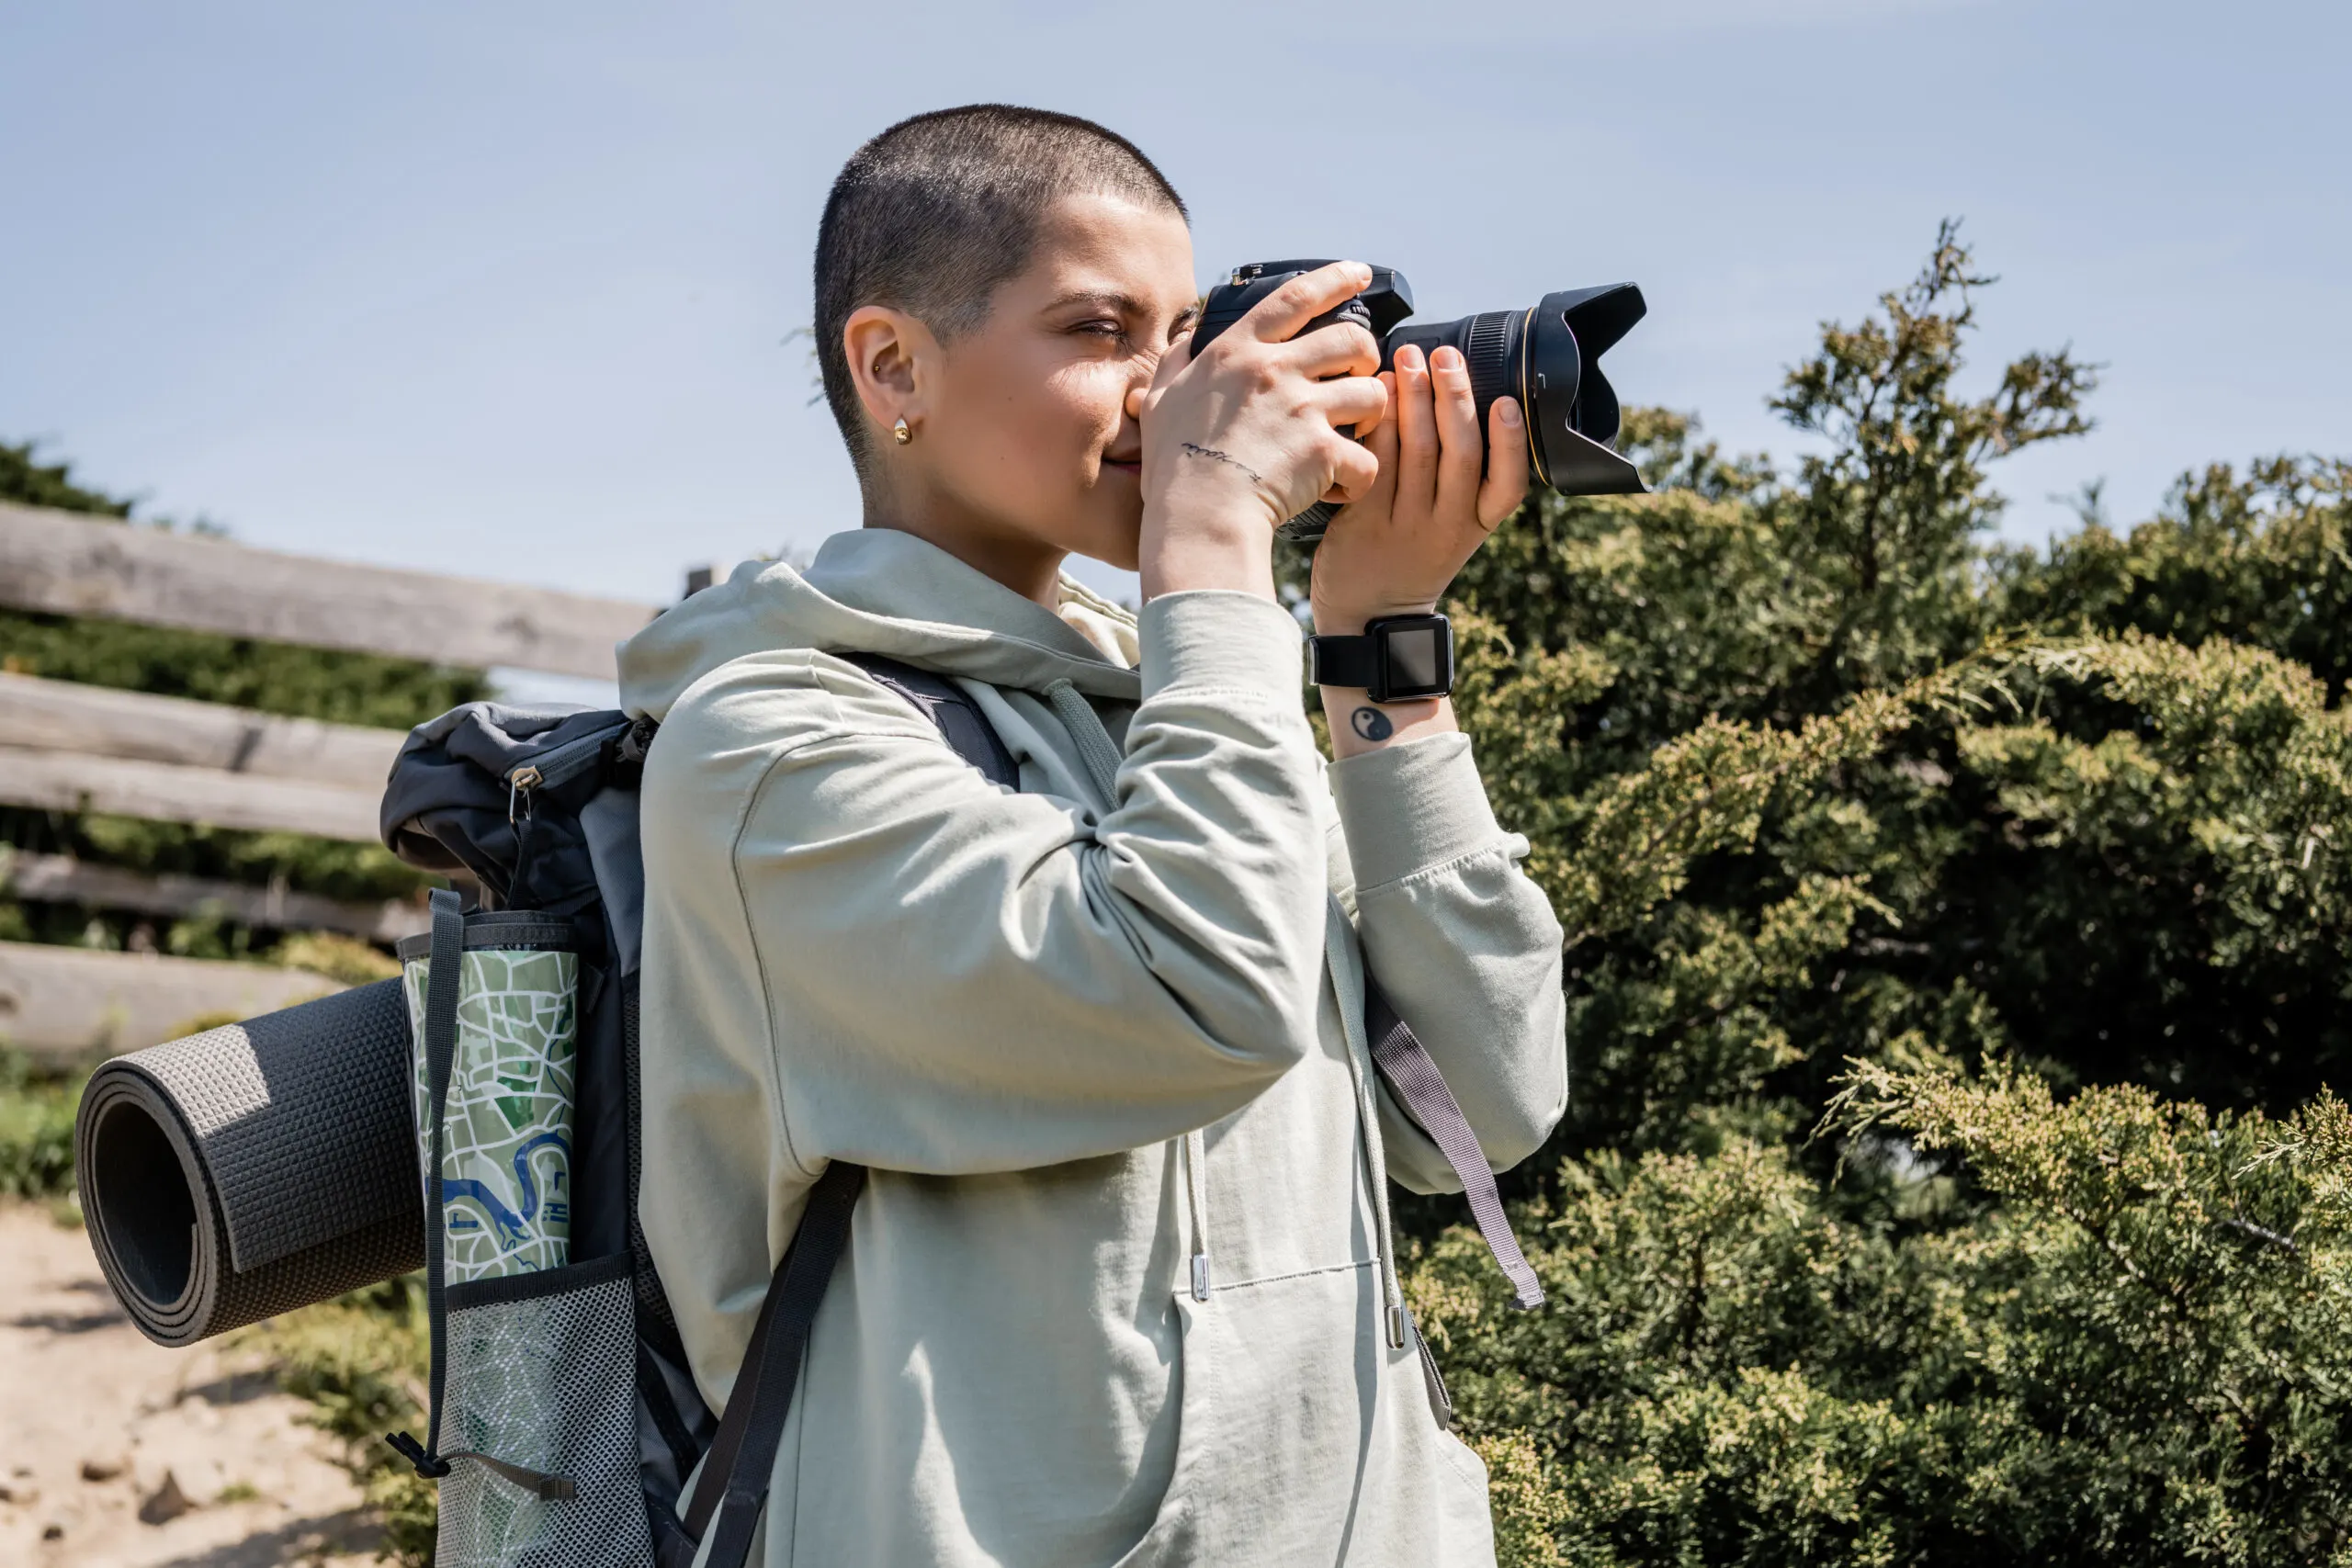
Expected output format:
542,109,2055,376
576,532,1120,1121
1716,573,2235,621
437,1255,652,1568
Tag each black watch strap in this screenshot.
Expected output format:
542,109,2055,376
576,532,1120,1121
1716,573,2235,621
1308,636,1380,689
1309,614,1454,703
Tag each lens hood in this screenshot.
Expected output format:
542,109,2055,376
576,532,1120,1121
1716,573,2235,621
1525,284,1646,496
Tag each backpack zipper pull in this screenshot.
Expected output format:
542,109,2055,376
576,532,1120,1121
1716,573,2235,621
507,764,543,824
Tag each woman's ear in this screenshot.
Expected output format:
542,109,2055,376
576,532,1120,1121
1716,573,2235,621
842,305,940,446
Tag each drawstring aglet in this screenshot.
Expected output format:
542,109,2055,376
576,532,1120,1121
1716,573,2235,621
1386,1304,1408,1350
1190,1252,1211,1303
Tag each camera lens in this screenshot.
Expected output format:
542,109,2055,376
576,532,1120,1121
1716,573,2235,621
1384,286,1646,502
1386,309,1524,439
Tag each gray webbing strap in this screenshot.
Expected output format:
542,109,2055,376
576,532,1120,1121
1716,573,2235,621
437,1450,576,1500
386,889,463,1482
1363,975,1545,1310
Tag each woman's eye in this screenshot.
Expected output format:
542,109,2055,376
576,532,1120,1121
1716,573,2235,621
1075,319,1127,340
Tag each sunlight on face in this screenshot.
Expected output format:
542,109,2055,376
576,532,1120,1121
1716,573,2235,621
920,192,1197,572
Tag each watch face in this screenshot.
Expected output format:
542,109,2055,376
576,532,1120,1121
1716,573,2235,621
1372,615,1453,700
1386,626,1443,689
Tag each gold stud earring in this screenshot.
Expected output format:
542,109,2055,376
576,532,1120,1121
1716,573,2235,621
892,417,913,446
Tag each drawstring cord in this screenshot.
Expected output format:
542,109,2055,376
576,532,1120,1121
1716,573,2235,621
1182,1130,1212,1301
1045,680,1125,807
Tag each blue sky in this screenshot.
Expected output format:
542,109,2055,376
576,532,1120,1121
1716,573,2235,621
5,0,2346,617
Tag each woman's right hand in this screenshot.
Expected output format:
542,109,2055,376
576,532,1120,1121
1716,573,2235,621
1133,261,1390,601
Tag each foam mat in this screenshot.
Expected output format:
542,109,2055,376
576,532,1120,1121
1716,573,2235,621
76,978,424,1347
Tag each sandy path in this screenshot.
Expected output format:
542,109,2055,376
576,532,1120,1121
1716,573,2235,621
0,1201,382,1567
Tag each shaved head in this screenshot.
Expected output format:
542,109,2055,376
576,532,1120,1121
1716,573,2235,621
814,105,1187,474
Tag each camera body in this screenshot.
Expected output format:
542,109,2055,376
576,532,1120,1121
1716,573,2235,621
1191,260,1421,354
1188,260,1649,540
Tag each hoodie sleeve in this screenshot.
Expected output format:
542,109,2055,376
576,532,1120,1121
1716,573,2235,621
1323,733,1568,1193
638,590,1328,1182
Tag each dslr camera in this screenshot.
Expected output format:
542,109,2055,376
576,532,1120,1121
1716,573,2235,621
1188,261,1648,540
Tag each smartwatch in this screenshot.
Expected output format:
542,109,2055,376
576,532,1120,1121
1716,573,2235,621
1308,613,1454,703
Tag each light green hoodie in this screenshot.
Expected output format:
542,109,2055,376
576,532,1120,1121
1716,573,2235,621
618,526,1566,1568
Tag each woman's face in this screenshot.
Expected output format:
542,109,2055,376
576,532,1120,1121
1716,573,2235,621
882,192,1198,574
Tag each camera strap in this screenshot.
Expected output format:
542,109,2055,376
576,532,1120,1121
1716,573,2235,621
1362,974,1545,1311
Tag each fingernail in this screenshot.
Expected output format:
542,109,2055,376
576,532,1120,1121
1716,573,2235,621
1397,343,1424,371
1431,346,1463,371
1498,398,1523,427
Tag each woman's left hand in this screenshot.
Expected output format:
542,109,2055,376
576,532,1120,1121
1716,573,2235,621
1308,343,1530,636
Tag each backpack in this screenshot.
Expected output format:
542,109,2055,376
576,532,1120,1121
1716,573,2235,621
378,651,1540,1568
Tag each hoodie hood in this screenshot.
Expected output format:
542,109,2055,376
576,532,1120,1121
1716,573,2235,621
617,527,1143,720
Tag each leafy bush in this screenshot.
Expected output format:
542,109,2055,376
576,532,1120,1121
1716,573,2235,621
0,1047,81,1198
1411,1066,2352,1566
1344,223,2352,1562
271,931,403,986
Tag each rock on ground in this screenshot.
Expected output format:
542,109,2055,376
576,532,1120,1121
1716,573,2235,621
0,1200,381,1567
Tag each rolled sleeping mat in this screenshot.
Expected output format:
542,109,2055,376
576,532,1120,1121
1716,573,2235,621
76,978,424,1348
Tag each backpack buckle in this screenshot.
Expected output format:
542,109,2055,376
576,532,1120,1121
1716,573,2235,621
386,1429,451,1480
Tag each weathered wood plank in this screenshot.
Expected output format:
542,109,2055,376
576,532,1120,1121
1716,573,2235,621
0,501,662,679
0,848,426,942
0,745,384,842
0,671,405,790
0,939,349,1064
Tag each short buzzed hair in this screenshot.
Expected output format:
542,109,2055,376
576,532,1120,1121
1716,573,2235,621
814,105,1187,473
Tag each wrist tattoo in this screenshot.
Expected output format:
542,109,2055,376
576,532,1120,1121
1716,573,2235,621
1350,706,1395,741
1179,442,1263,484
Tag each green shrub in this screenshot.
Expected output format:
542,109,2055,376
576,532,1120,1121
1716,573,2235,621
0,1048,83,1199
1326,222,2352,1562
1414,1068,2352,1564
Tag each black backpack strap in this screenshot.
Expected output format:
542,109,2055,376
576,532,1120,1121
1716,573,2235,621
837,651,1020,790
662,652,1014,1568
664,1160,864,1568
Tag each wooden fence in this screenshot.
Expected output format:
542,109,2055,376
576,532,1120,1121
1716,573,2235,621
0,501,669,1062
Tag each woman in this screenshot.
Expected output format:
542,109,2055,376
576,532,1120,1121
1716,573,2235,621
621,104,1566,1567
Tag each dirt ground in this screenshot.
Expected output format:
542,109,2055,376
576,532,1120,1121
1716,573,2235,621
0,1201,382,1567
